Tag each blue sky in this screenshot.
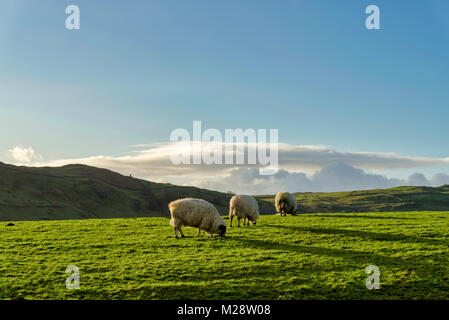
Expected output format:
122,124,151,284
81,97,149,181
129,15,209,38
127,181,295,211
1,0,449,191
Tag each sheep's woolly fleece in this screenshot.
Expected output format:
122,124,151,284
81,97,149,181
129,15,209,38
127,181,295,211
169,198,225,235
229,195,259,223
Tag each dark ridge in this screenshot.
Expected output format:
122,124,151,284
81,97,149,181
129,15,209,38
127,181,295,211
0,162,239,221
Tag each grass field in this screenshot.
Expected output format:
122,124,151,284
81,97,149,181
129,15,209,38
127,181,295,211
1,212,448,300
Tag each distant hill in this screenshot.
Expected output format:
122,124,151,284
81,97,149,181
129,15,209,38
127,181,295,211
1,162,449,221
257,185,449,213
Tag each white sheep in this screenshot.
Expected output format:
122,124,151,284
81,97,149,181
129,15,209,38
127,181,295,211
168,198,227,238
275,192,297,216
229,195,259,227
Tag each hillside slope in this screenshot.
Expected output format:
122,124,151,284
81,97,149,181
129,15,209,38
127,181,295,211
0,162,238,221
1,162,449,221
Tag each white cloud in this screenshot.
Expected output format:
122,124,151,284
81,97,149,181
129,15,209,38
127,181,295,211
188,163,448,195
430,173,449,186
7,146,42,163
31,142,449,179
313,162,402,191
17,142,449,193
188,168,319,195
407,173,431,186
188,163,400,194
276,144,449,172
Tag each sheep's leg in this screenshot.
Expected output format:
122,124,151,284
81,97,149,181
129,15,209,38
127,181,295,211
174,227,178,239
209,233,213,238
179,228,185,238
197,229,201,237
246,218,249,226
230,216,233,227
238,218,241,227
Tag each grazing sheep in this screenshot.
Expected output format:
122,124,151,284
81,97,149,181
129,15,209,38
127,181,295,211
229,195,259,227
168,198,226,238
275,192,297,216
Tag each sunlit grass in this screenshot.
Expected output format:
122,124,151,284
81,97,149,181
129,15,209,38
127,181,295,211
1,212,448,299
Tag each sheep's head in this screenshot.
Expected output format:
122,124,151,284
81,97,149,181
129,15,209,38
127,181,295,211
250,215,258,225
280,200,290,213
218,225,226,237
279,201,285,211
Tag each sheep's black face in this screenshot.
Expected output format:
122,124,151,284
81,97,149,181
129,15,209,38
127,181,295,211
279,201,287,212
218,225,226,237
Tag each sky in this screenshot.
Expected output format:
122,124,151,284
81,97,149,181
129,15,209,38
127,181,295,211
1,0,449,194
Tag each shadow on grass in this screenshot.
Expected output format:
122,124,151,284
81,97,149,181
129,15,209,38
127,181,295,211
313,214,413,220
266,225,449,247
231,236,408,266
